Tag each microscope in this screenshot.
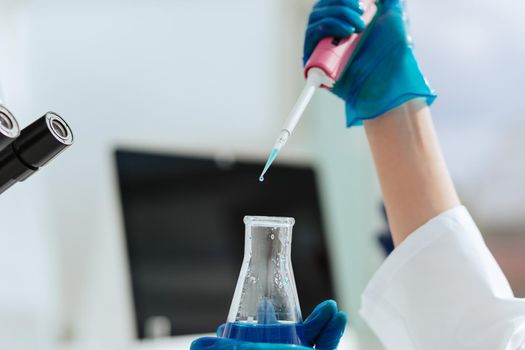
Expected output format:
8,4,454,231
0,103,73,194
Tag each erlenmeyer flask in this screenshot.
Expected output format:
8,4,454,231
221,216,306,345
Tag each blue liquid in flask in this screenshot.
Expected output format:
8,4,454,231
222,322,306,345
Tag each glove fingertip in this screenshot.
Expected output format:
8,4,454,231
303,300,338,345
314,312,348,350
357,1,366,13
313,300,337,320
313,299,338,316
333,311,348,330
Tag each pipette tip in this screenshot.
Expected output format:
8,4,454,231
259,148,280,182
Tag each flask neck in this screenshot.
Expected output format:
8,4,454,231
244,223,292,265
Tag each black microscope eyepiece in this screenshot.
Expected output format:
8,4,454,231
0,112,73,194
0,105,20,151
13,112,73,168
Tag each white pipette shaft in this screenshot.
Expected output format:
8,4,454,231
272,68,332,152
259,68,333,182
283,80,317,134
271,81,317,152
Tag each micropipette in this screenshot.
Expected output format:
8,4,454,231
259,0,379,182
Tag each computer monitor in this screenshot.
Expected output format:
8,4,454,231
115,149,335,338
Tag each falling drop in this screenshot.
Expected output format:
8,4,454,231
258,148,280,182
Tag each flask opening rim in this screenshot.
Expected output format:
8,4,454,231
243,216,295,227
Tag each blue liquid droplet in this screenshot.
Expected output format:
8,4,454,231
259,176,264,182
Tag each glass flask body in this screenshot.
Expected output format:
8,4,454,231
221,216,306,345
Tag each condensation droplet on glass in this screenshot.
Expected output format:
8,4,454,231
274,272,284,289
270,234,275,240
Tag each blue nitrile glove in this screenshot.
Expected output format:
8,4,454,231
303,0,436,127
191,300,347,350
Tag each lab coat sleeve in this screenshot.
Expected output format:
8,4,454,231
360,206,525,350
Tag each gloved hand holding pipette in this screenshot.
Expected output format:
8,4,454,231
191,300,347,350
308,0,436,126
260,0,436,181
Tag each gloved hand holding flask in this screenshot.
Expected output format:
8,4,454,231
191,300,347,350
191,217,347,350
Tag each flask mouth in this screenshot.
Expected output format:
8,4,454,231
244,216,295,227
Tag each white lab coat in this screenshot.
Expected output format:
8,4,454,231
360,206,525,350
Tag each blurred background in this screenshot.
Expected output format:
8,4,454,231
0,0,524,349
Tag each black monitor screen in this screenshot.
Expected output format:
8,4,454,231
115,149,335,338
